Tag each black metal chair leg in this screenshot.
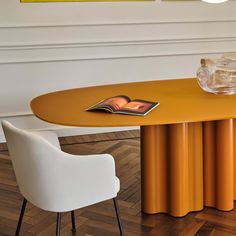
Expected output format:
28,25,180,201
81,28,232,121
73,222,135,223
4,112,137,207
113,198,124,236
71,211,76,232
56,213,61,236
15,198,27,236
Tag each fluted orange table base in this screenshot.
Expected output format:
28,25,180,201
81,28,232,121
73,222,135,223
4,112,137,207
141,119,235,217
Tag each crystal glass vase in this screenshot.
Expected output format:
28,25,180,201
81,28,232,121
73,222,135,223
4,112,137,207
196,55,236,95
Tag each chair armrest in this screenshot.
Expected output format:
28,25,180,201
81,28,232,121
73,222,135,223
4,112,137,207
31,150,119,212
61,152,118,196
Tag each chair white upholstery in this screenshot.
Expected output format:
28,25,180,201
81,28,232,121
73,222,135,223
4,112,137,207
29,130,61,149
1,120,123,235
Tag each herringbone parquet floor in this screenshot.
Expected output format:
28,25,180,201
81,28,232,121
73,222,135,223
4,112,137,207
0,130,236,236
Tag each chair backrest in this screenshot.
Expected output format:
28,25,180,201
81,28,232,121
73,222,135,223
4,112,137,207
2,120,65,210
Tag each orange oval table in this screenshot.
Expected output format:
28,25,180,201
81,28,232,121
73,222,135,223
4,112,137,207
31,78,236,217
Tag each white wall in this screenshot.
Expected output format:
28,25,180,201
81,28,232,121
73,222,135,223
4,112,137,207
0,0,236,142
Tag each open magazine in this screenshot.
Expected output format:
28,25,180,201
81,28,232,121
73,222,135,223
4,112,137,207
86,95,159,116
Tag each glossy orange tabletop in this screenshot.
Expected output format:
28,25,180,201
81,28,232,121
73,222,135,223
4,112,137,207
31,78,236,127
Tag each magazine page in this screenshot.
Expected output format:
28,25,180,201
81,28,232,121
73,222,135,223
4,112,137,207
87,95,130,113
118,99,159,116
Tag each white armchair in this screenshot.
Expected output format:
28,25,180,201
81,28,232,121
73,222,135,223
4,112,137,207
2,120,123,236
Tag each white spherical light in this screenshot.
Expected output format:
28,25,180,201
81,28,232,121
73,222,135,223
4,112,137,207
201,0,228,3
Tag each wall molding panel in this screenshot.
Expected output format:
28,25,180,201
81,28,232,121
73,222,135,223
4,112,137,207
1,21,236,47
1,18,236,29
0,37,236,64
1,19,236,64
